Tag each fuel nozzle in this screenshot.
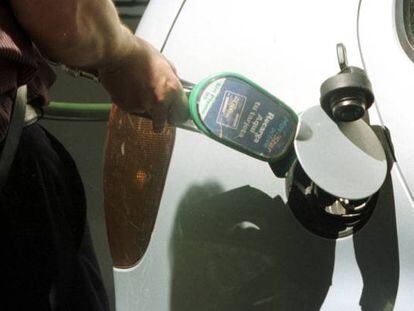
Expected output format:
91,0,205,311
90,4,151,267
320,43,374,122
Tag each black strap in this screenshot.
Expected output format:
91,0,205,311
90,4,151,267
0,86,27,188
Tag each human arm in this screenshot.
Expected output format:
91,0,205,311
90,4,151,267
9,0,188,131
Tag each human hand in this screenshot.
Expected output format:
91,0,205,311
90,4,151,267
98,34,189,132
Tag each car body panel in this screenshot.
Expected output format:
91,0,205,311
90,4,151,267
359,0,414,198
136,0,185,50
109,0,414,310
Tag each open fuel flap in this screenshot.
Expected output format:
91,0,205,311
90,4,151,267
285,44,389,238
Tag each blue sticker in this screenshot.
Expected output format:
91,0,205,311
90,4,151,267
197,77,296,160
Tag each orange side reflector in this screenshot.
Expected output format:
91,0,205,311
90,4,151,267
104,106,176,268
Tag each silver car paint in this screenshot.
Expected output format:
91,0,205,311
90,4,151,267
113,0,414,310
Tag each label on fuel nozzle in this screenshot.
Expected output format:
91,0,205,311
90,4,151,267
195,76,297,161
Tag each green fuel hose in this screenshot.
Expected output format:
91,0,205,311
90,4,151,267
43,102,112,121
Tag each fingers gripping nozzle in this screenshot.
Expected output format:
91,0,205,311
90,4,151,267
320,43,374,122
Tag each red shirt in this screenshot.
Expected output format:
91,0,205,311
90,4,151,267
0,3,56,141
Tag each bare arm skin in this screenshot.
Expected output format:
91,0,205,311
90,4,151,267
9,0,188,131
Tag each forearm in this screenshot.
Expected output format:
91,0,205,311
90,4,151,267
9,0,188,129
9,0,133,70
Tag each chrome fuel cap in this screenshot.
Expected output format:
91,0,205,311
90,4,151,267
294,105,387,200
